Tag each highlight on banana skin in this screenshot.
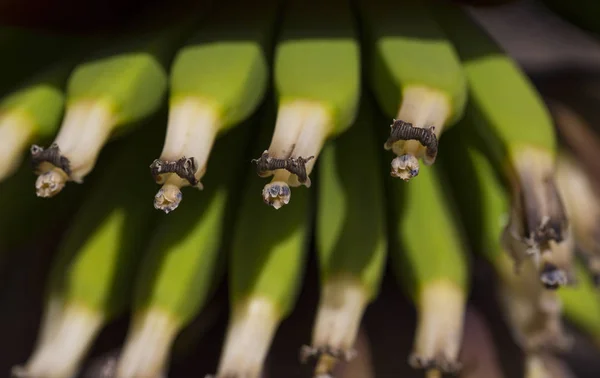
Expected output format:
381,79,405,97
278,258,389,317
4,0,600,377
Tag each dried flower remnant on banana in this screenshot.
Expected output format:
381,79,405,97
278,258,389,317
385,119,439,180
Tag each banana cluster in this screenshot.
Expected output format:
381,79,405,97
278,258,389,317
1,0,600,377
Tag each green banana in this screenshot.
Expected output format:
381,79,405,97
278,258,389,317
439,127,571,357
252,0,361,209
0,61,73,182
389,141,469,376
431,1,568,287
115,118,252,378
301,100,386,377
213,106,312,377
151,0,279,213
12,118,163,378
357,0,467,181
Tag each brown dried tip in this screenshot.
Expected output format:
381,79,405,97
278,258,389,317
251,151,314,184
385,120,439,164
520,177,568,249
408,353,462,376
30,143,71,176
150,157,198,186
300,345,356,378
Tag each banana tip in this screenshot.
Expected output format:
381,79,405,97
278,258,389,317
262,182,291,209
154,185,183,214
35,170,67,198
391,155,420,181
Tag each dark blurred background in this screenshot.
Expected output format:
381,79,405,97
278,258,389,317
1,0,600,377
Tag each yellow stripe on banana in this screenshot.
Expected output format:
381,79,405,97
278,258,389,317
301,100,387,377
252,0,361,209
12,118,164,378
389,148,469,376
357,0,467,181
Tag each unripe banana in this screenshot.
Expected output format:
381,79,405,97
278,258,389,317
151,0,279,213
357,0,467,181
389,147,469,377
12,118,164,378
213,106,312,378
115,118,252,378
0,61,71,182
300,101,386,377
438,127,571,358
30,5,205,198
253,0,361,209
432,1,568,288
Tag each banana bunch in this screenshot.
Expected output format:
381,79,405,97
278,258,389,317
2,0,600,378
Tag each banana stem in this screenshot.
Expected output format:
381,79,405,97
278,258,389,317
215,297,280,378
115,309,179,378
12,303,104,378
0,113,35,182
152,98,221,213
33,100,116,198
257,101,331,209
387,86,451,181
409,280,465,375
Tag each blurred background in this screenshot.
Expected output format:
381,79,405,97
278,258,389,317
1,0,600,377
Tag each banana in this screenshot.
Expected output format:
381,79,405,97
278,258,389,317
252,0,361,209
151,0,279,213
389,142,469,376
12,118,164,378
213,106,312,377
555,149,600,284
30,4,204,198
300,101,386,377
431,1,568,287
357,0,467,181
438,127,571,357
115,117,252,378
0,61,73,182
